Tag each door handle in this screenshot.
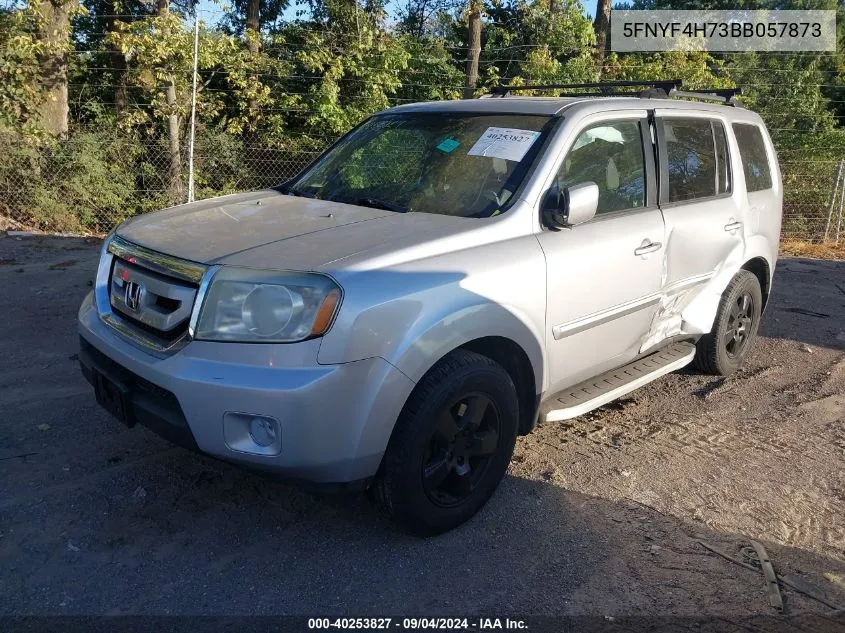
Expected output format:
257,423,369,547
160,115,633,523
634,241,662,256
724,221,743,232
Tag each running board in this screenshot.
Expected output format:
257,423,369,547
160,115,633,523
541,342,696,422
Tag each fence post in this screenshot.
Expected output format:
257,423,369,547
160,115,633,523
824,159,843,242
836,172,845,243
186,9,200,204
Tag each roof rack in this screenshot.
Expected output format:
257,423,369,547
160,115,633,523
672,88,743,106
485,80,743,106
488,80,682,98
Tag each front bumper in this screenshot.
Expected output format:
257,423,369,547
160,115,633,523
77,292,415,485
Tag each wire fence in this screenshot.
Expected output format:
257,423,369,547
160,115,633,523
2,127,843,242
0,131,323,233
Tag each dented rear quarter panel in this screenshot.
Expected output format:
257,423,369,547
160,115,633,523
675,111,782,338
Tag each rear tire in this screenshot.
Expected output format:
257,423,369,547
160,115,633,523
693,270,763,376
370,350,519,536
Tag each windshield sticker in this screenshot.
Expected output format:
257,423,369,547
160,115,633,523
436,137,460,153
467,127,541,162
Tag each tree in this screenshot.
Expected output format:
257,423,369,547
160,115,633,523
396,0,458,38
35,0,81,136
0,5,44,134
109,1,252,202
463,0,482,98
275,0,409,137
472,0,595,88
592,0,610,75
156,0,185,202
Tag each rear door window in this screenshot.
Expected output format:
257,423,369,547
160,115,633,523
732,123,773,192
661,118,718,203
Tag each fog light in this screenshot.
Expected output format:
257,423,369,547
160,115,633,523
249,416,278,447
223,412,282,456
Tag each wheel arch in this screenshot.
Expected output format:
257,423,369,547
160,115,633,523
681,244,775,335
457,336,540,436
741,256,772,311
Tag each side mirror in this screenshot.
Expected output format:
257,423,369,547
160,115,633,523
542,182,599,230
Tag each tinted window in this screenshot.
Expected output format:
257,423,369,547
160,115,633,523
557,121,645,214
732,123,773,192
714,121,731,195
663,118,717,202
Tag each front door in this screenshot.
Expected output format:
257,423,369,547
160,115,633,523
537,112,666,394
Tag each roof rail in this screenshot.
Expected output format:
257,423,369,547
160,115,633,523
485,80,744,107
671,88,744,106
488,80,682,98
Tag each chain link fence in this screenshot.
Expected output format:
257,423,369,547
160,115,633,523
0,129,323,233
779,155,845,242
1,126,843,242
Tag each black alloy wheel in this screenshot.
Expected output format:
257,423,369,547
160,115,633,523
693,269,763,376
370,350,519,536
422,393,501,507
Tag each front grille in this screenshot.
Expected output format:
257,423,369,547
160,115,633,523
109,252,200,345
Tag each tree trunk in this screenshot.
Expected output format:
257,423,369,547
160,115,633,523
246,0,260,55
245,0,260,127
36,0,73,137
593,0,612,77
463,0,481,99
105,0,128,113
157,0,184,203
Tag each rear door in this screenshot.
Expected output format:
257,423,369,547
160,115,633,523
650,111,745,346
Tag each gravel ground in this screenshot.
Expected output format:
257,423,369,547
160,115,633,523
1,234,844,619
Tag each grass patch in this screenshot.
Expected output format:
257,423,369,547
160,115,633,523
780,238,845,260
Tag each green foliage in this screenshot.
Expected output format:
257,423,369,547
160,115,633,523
395,35,464,102
0,127,139,231
0,6,44,133
192,127,257,196
281,9,412,136
601,51,731,89
0,0,843,238
445,0,597,90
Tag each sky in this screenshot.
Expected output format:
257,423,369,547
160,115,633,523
193,0,600,27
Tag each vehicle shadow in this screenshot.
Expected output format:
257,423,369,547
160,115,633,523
3,443,845,617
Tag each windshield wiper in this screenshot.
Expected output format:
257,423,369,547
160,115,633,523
346,197,408,213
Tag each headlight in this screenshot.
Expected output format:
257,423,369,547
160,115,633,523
194,268,342,343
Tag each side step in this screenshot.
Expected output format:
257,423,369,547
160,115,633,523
541,342,696,422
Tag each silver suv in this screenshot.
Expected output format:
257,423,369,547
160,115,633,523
78,81,782,535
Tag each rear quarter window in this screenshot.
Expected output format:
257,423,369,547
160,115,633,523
732,123,773,192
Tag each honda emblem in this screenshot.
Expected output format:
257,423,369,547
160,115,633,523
124,280,144,311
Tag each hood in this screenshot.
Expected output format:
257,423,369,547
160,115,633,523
116,189,475,271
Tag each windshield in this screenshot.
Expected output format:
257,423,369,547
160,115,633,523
284,113,554,217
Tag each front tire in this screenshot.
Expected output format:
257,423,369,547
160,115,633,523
693,269,763,376
370,350,519,536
